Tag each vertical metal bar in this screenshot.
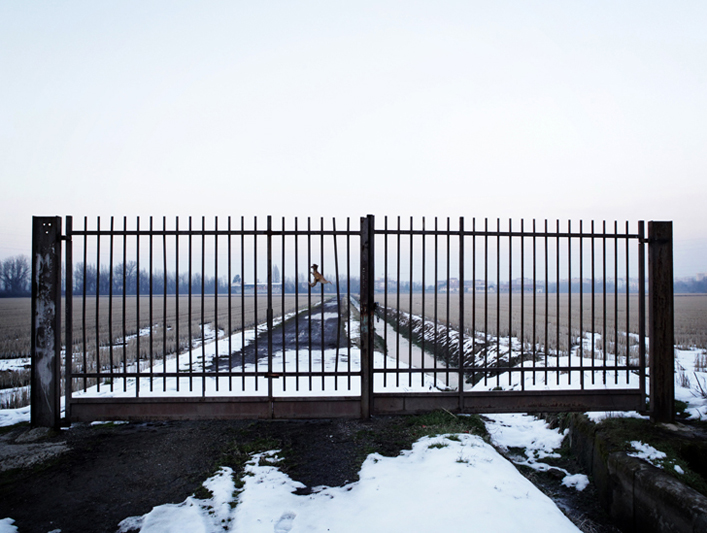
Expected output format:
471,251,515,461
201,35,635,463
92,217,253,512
556,219,560,384
638,221,646,406
108,217,114,391
496,218,500,388
614,220,619,384
519,219,524,389
282,217,287,389
163,216,167,392
149,216,153,392
591,220,596,384
408,216,413,387
648,221,674,423
346,217,351,390
307,217,312,390
567,219,572,386
253,216,258,391
320,217,325,390
30,216,62,428
458,217,465,404
135,217,140,397
603,220,607,384
421,217,426,387
626,221,630,382
241,216,246,390
96,216,101,393
294,217,299,391
434,217,438,379
446,217,451,387
201,216,206,395
484,218,489,386
521,218,525,390
175,216,180,392
471,217,476,386
188,217,193,392
532,219,537,386
228,215,232,391
64,216,73,421
267,216,273,407
214,216,219,392
82,217,87,392
397,216,401,387
383,216,388,388
122,216,127,391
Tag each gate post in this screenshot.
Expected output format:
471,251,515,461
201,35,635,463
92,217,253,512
31,216,63,428
648,221,674,423
360,215,375,418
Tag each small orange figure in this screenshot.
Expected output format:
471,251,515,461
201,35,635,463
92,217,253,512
309,264,331,287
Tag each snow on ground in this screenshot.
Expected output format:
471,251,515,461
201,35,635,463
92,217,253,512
674,347,707,419
0,359,30,372
484,413,590,491
118,434,582,533
0,518,18,533
0,405,29,427
626,440,687,476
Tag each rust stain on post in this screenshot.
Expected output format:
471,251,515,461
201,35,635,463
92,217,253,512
648,221,674,423
31,216,62,428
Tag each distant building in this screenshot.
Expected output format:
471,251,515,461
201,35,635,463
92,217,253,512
231,282,282,294
438,278,460,292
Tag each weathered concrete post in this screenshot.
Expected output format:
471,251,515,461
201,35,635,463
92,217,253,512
31,216,63,428
360,214,375,419
648,221,674,424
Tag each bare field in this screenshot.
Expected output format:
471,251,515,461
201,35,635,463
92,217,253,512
375,292,707,353
1,293,705,360
0,294,321,362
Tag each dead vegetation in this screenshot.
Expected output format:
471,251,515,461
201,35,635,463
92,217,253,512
0,293,704,409
0,295,320,407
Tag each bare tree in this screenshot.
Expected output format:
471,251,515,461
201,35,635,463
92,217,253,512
0,255,31,296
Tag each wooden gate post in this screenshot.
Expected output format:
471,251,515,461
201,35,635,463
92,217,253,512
31,216,63,428
648,221,674,423
360,214,375,418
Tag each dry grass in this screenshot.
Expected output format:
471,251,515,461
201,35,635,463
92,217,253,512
674,294,707,349
1,294,704,360
376,293,707,354
0,294,321,407
0,298,31,357
63,294,317,375
0,293,704,408
0,294,320,359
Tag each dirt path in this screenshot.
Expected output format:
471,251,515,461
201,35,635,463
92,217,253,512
209,297,350,371
0,418,375,533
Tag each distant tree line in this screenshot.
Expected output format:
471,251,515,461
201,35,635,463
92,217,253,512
675,278,707,294
0,255,30,297
67,262,360,296
4,253,705,297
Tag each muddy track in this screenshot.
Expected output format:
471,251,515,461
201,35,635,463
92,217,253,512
208,297,351,371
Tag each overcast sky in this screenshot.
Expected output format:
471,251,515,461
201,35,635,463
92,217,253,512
1,1,705,277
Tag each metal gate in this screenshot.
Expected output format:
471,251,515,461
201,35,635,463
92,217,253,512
30,215,675,427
